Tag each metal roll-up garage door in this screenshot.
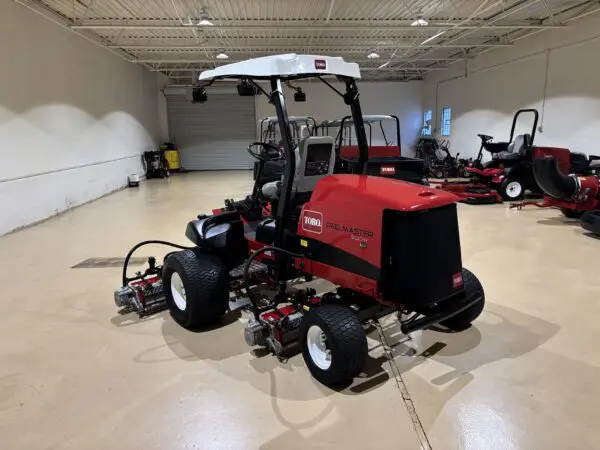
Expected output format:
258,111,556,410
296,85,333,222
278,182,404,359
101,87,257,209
166,92,256,170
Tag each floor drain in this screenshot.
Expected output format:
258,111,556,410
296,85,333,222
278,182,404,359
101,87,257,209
71,257,148,269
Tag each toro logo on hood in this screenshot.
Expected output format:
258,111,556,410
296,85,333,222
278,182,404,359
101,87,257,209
380,165,396,175
314,59,327,70
302,210,323,234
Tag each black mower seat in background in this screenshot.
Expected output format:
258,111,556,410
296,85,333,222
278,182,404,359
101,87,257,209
483,142,509,154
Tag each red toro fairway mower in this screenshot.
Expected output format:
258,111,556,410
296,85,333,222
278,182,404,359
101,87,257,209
336,114,428,185
511,146,600,235
320,114,428,185
114,54,485,387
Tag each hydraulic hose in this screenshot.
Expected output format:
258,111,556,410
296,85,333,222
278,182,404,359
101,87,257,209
243,246,302,320
122,240,193,286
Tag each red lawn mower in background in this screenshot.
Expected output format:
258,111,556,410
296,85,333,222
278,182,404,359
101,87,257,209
333,114,428,185
433,109,545,204
511,146,600,235
114,54,485,387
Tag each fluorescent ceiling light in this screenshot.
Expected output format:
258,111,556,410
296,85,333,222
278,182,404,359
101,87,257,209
216,52,229,59
367,52,380,59
421,31,445,45
411,15,428,27
378,61,390,69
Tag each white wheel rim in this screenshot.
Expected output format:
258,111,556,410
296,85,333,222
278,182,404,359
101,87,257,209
506,181,522,198
306,325,332,370
170,272,187,311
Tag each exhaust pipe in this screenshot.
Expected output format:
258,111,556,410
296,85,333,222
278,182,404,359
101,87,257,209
533,157,578,199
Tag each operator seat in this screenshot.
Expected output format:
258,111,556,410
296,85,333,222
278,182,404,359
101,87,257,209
256,137,335,245
260,136,336,201
493,134,531,160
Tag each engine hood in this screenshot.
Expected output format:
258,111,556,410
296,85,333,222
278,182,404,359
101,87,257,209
311,174,458,211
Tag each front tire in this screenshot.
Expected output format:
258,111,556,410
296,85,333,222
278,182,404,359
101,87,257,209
499,178,524,201
163,249,230,329
300,305,367,387
440,268,485,331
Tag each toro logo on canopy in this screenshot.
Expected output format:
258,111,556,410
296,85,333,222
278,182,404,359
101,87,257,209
314,59,327,70
302,210,323,234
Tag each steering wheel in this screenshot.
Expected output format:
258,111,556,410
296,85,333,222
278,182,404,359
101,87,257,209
247,142,282,162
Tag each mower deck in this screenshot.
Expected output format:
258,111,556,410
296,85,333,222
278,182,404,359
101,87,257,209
430,179,503,204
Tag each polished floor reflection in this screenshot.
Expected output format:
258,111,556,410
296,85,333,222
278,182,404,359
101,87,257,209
1,171,598,449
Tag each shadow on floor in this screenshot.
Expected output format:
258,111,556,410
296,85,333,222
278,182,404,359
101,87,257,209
374,302,560,432
537,216,579,226
110,309,169,328
582,231,600,240
131,299,559,410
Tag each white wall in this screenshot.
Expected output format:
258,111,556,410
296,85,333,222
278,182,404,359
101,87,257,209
422,12,600,161
0,1,162,236
255,81,423,155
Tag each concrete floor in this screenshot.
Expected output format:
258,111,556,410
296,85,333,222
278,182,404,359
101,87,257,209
1,171,600,450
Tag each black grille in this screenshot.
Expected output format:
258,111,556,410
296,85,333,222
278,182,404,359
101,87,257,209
381,204,463,307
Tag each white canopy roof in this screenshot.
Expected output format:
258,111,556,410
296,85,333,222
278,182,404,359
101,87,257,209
199,54,361,82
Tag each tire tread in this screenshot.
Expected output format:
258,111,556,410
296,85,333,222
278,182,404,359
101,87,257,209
301,304,367,386
164,249,229,329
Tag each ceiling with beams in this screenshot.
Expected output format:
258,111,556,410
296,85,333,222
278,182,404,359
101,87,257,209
22,0,600,84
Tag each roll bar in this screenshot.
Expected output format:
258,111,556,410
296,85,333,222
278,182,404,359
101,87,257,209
337,114,400,149
510,109,539,144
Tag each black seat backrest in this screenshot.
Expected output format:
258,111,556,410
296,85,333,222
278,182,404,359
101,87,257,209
507,134,532,156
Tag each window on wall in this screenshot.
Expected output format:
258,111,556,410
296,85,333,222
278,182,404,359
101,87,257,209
422,110,432,136
441,107,452,136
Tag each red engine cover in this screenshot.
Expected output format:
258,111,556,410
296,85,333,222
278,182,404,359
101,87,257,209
297,175,458,271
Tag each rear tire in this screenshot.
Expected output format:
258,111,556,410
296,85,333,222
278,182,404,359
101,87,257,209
163,249,230,329
440,268,485,331
300,305,367,387
499,178,524,201
560,208,584,219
